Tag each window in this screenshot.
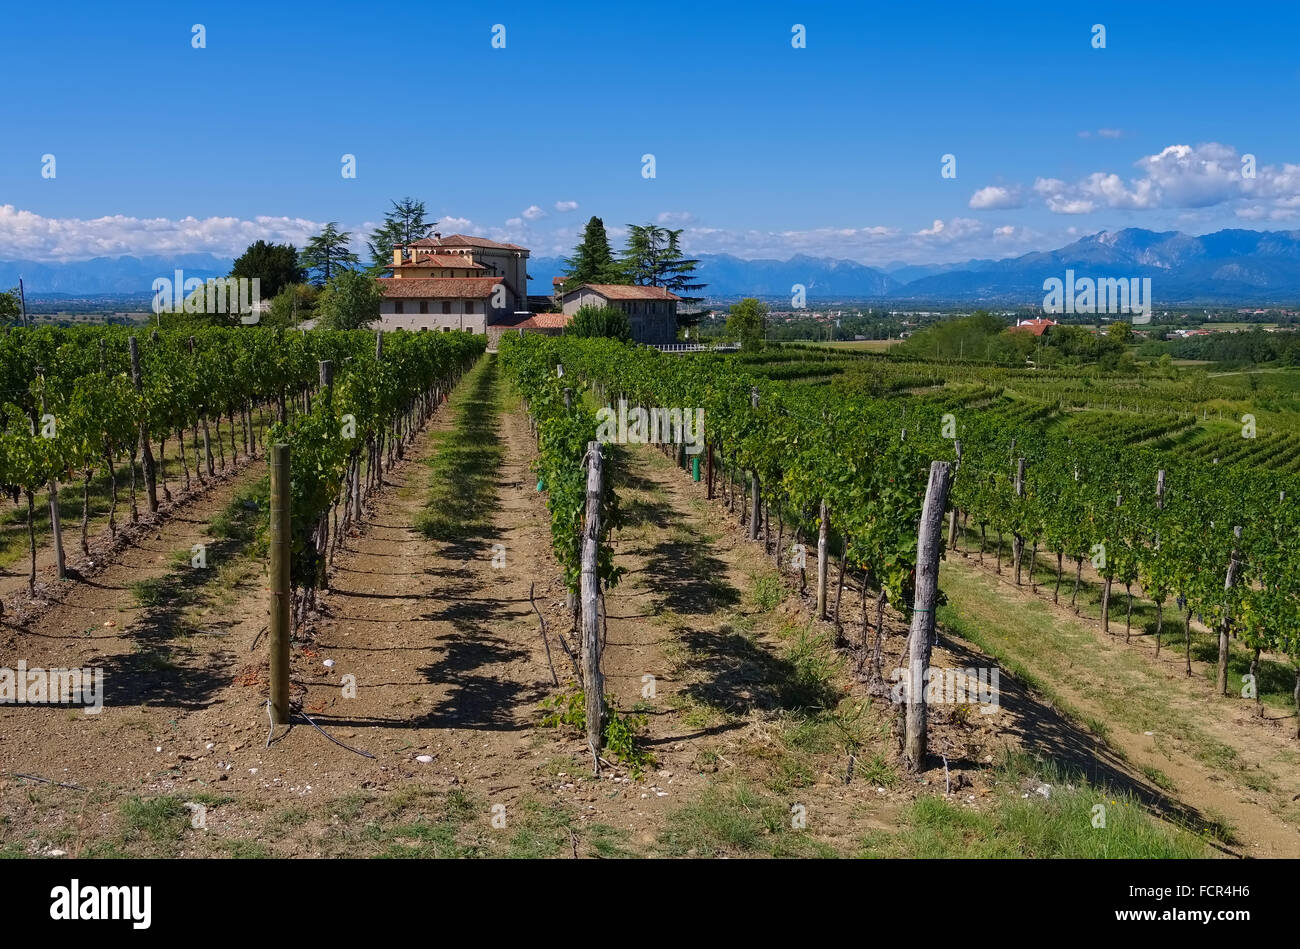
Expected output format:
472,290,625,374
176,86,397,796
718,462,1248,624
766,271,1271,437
419,301,428,314
394,301,404,314
442,301,452,314
465,301,475,314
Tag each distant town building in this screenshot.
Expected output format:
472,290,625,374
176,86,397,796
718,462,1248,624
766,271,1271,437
1011,317,1058,336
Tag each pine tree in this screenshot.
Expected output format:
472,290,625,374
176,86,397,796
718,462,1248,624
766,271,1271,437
302,223,360,286
367,198,437,271
561,216,623,290
621,224,707,325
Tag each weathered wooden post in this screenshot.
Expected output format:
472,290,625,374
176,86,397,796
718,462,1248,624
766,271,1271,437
580,441,605,772
269,443,291,725
319,359,334,402
128,336,160,513
1217,525,1242,696
816,498,829,619
748,387,761,541
904,460,952,772
36,377,66,579
1012,456,1026,584
947,439,962,550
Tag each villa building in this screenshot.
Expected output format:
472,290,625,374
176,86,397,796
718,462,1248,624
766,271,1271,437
376,233,530,332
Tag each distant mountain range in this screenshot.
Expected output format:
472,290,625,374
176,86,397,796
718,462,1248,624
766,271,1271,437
0,254,232,297
10,228,1300,305
536,228,1300,304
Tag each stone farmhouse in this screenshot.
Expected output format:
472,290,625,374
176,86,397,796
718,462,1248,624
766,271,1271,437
560,284,681,345
374,233,681,345
376,233,531,333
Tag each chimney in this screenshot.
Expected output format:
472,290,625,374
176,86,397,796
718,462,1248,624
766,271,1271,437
433,232,441,240
393,246,403,268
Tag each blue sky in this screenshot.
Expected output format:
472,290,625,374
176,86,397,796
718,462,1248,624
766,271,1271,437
2,0,1298,266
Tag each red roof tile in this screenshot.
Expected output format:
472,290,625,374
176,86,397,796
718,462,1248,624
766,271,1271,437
377,277,504,299
523,313,571,329
392,254,486,270
406,234,528,252
566,283,681,301
1011,318,1057,336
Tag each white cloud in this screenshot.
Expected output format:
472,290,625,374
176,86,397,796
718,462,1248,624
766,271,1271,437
521,205,546,221
504,217,524,228
1028,143,1300,216
968,185,1023,210
655,211,696,225
438,216,474,232
914,217,980,240
0,204,329,262
553,200,579,213
1034,178,1096,214
1097,128,1123,139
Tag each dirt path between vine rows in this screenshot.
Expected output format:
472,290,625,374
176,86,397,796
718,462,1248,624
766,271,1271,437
0,459,267,799
3,356,1269,859
939,557,1300,857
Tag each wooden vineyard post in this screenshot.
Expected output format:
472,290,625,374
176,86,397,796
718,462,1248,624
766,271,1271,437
705,443,714,499
1217,525,1242,696
128,336,160,514
269,443,291,725
748,387,761,541
816,498,829,619
580,441,606,772
904,460,952,773
319,359,334,403
1012,456,1026,584
948,439,962,550
37,380,66,579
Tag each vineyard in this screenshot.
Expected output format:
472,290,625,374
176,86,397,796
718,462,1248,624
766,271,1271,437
0,328,1297,859
519,336,1300,708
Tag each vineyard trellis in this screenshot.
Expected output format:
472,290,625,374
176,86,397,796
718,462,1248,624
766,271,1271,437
498,335,1300,749
0,325,484,626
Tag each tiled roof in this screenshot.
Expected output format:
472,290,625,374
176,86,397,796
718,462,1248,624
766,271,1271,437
1011,318,1057,336
392,254,486,270
377,277,504,299
566,283,682,301
406,234,529,252
523,313,571,329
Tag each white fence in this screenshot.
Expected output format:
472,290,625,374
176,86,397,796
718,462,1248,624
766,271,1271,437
654,342,740,353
